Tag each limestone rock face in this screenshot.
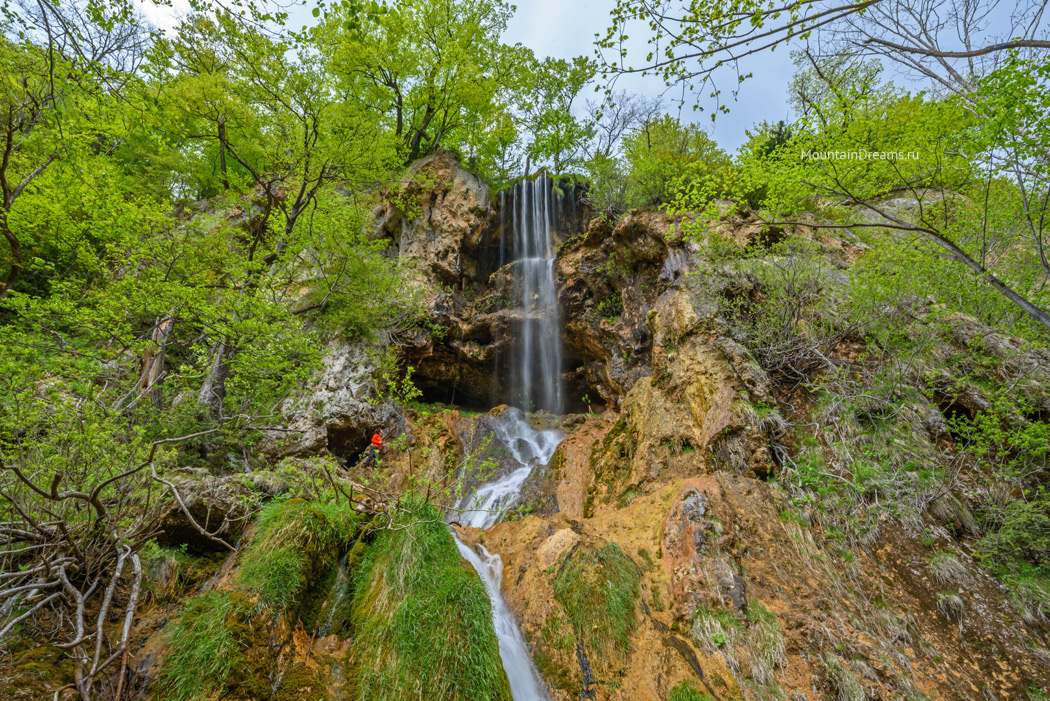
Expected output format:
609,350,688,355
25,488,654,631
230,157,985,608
263,338,398,461
372,149,496,290
155,471,261,553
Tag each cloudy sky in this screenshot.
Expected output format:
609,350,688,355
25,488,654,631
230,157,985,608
503,0,798,151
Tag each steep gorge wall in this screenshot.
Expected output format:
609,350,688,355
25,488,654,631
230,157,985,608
373,152,1050,700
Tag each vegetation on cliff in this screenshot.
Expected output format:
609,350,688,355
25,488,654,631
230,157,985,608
1,0,1049,698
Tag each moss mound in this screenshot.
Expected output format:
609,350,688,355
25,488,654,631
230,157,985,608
347,506,511,700
553,542,641,669
237,498,362,628
159,591,266,701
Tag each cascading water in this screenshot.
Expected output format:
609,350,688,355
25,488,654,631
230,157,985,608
451,176,568,700
508,175,564,414
453,410,561,700
459,408,563,530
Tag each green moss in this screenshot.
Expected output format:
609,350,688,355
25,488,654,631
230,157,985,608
0,645,76,699
274,664,325,701
160,591,256,701
347,505,511,700
534,649,580,696
585,418,636,517
553,543,641,669
669,680,715,701
237,498,361,627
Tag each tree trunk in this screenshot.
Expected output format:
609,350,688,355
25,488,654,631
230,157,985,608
197,341,233,418
142,315,175,409
0,211,22,301
218,114,230,192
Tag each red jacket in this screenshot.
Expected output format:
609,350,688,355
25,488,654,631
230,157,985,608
371,433,384,449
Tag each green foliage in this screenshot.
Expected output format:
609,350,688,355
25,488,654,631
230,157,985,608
622,115,730,206
348,505,510,700
160,591,254,701
519,56,595,172
299,191,425,339
237,499,361,623
322,0,519,171
596,291,624,321
711,237,840,383
587,114,732,215
669,680,715,701
553,543,641,667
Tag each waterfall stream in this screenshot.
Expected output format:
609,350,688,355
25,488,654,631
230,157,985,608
508,175,564,415
452,409,562,700
451,175,567,700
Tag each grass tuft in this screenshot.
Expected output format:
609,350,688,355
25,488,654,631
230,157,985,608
347,505,510,700
237,498,360,625
936,591,965,623
553,542,641,669
927,551,969,586
746,600,786,686
669,679,716,700
824,653,865,701
159,591,253,701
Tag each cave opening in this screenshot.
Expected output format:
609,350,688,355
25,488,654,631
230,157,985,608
326,425,371,465
938,399,975,447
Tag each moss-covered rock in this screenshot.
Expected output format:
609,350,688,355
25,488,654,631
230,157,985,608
553,542,641,673
347,506,511,701
237,498,362,629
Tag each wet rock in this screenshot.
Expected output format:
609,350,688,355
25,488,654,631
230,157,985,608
718,570,748,613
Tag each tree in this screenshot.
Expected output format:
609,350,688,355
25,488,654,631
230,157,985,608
598,0,1049,101
622,113,730,205
148,11,397,415
519,56,595,172
322,0,518,165
607,0,1050,333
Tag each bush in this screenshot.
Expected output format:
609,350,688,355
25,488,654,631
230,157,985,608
716,238,843,383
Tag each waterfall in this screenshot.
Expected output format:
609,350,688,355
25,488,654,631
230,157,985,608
452,408,561,700
454,535,550,699
459,408,563,530
508,175,564,414
451,174,570,700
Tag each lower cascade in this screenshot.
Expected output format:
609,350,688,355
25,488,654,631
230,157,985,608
451,408,563,700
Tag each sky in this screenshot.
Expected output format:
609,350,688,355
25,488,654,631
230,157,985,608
503,0,798,151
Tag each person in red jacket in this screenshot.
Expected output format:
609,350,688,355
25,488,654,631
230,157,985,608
363,429,385,469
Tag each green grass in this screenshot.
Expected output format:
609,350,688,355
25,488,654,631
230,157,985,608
159,591,254,701
237,498,361,626
669,679,715,700
745,600,786,686
347,505,510,700
1001,566,1050,623
553,542,641,668
824,653,865,701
